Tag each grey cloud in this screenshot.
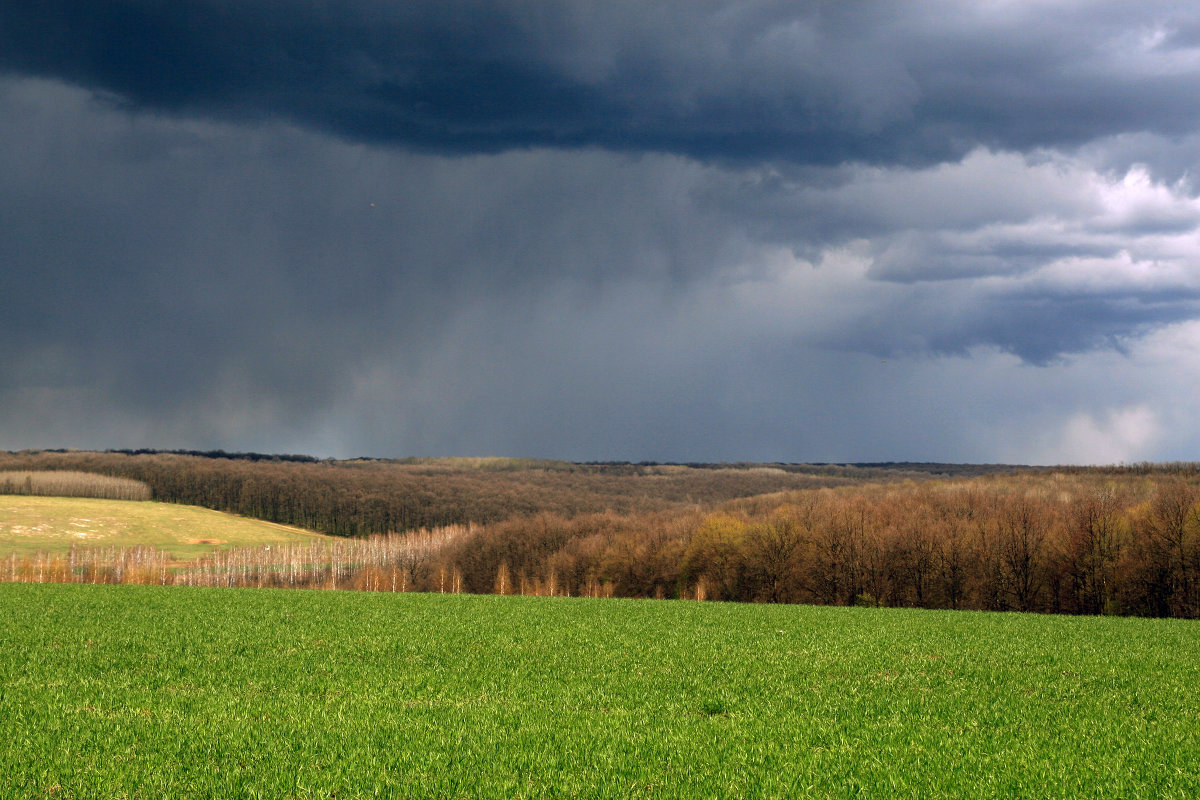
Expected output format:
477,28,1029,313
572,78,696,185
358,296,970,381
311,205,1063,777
814,280,1200,366
4,2,1200,166
1076,133,1200,190
5,2,1200,463
866,233,1056,283
5,75,1198,419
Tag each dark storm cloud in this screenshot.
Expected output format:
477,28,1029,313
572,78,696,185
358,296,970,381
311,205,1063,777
4,1,1200,166
0,78,753,452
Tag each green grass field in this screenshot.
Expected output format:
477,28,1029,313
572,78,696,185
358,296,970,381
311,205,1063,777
2,583,1197,798
0,495,325,560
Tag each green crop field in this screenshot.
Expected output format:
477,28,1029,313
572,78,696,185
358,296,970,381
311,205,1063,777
2,583,1197,799
0,496,326,560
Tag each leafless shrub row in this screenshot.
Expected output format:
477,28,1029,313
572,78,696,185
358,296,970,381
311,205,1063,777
0,471,151,501
3,525,468,591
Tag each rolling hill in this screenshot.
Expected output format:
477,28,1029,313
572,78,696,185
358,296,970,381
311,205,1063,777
0,495,325,560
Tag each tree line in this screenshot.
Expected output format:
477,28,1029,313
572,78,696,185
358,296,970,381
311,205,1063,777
420,470,1200,617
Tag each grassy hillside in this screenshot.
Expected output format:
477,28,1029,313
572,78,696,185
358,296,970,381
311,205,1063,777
2,583,1197,798
0,495,325,560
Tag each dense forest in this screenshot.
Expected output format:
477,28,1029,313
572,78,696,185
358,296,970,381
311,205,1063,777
428,468,1200,617
0,450,984,536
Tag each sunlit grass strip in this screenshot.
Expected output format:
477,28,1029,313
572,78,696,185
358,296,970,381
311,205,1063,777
0,470,150,500
0,495,328,559
2,583,1198,799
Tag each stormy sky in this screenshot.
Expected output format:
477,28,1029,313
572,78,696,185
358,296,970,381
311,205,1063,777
3,2,1200,464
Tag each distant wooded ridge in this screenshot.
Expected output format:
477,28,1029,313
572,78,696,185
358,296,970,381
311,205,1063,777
3,449,952,536
26,447,1037,475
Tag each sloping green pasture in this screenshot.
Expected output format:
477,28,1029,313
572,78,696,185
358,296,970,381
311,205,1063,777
0,495,325,560
2,584,1198,798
